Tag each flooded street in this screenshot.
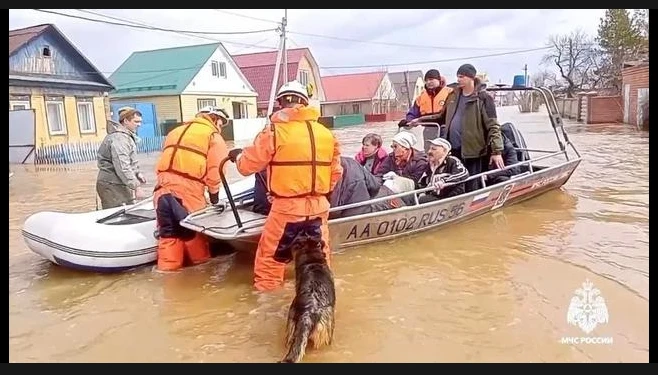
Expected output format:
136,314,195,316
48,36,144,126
9,106,649,363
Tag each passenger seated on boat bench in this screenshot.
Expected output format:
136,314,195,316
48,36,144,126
329,156,383,219
486,134,520,186
417,138,469,204
375,131,428,184
355,133,388,174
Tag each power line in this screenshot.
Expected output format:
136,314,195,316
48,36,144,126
211,9,280,25
33,9,276,35
319,46,553,70
288,30,546,51
74,9,276,50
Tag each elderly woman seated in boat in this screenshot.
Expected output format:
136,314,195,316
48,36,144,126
375,131,428,186
355,133,388,174
417,138,469,204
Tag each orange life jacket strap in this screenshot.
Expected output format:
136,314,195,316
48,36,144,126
269,120,329,199
156,122,216,184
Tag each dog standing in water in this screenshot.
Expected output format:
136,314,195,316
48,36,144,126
279,227,336,363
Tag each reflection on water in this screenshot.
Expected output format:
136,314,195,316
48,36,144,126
9,106,648,362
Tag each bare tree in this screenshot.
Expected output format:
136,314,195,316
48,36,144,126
542,30,598,98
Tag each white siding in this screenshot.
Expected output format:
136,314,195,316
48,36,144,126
182,47,257,97
371,74,397,100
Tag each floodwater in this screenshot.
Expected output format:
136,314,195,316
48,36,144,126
9,106,649,363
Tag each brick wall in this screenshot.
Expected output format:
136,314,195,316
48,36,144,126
621,64,649,126
588,96,623,124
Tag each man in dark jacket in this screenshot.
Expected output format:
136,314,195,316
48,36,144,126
440,64,504,192
417,138,469,204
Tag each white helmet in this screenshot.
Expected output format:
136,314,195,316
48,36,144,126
276,80,309,104
198,105,230,125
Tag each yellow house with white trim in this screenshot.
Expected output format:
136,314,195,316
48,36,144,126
9,24,114,148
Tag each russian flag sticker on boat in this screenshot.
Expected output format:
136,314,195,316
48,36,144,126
469,192,491,209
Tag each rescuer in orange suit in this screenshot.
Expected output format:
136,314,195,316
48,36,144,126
152,106,230,271
226,81,343,292
398,69,453,152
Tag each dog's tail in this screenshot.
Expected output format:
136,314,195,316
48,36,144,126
280,313,315,363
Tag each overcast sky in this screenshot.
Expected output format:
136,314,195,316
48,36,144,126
9,9,607,85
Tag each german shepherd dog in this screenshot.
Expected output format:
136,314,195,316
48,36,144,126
279,231,336,363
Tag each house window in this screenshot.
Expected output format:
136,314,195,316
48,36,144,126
197,98,217,111
352,103,360,114
9,95,30,110
211,61,227,78
76,98,96,134
45,96,67,135
298,70,310,86
42,46,51,57
232,101,247,120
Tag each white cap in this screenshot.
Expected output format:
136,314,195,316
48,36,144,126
392,131,417,149
427,137,452,152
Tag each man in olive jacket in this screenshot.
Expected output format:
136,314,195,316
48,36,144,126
441,64,504,192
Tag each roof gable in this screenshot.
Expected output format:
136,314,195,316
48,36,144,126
321,72,386,103
9,23,113,89
233,48,318,105
109,42,220,97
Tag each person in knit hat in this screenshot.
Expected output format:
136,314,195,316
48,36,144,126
398,68,453,153
439,63,505,193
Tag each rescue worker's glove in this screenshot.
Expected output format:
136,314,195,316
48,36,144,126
228,148,243,163
397,119,408,127
209,191,220,205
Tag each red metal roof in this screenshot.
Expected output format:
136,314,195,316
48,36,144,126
321,71,386,103
233,48,310,106
9,24,51,56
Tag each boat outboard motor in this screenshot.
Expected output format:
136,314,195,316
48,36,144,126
501,122,530,162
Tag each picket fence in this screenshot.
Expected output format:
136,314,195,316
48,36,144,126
33,136,166,165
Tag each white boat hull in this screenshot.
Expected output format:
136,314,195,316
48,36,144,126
21,176,256,272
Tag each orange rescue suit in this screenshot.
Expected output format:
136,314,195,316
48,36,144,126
415,86,453,115
235,105,343,291
153,115,229,271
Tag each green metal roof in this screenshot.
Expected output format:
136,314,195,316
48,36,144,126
109,42,220,98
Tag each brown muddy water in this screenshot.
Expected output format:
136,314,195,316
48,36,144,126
9,106,649,363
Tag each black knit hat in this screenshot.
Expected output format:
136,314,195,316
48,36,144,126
457,64,477,79
424,69,441,80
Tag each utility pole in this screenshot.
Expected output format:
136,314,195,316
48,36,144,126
282,9,288,83
266,16,286,117
523,64,528,87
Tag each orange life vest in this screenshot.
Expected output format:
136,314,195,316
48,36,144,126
156,117,218,183
415,86,453,115
268,110,335,198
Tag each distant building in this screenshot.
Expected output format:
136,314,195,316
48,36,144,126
9,24,114,149
232,47,325,116
388,70,423,111
621,60,649,128
109,42,258,137
320,71,397,116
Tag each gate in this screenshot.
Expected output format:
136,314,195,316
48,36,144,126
110,102,158,138
9,109,36,164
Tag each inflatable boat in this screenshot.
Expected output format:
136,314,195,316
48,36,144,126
21,176,256,273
